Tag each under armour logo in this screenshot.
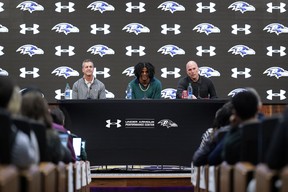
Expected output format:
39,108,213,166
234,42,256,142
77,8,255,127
267,89,286,100
196,46,216,56
55,2,75,12
266,46,286,57
20,67,40,78
0,46,4,56
196,2,216,13
126,46,146,56
231,24,251,35
231,68,251,78
20,24,40,34
55,89,64,100
161,24,181,35
55,46,75,56
267,2,286,13
0,2,4,12
90,24,111,35
93,68,110,78
161,68,181,78
106,119,121,128
126,2,145,13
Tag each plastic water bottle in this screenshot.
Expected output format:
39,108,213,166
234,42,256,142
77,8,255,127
64,83,71,99
126,84,132,99
188,83,193,99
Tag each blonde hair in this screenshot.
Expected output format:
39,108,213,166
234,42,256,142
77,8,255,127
7,86,22,115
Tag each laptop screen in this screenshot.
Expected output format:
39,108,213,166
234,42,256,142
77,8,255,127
73,137,82,156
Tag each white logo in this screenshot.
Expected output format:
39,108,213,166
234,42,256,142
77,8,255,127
0,24,8,32
106,119,121,128
126,2,145,13
196,2,216,13
93,68,110,78
266,46,286,57
87,44,115,57
231,24,251,35
126,46,145,56
55,2,75,12
267,89,286,100
0,2,4,12
122,23,150,35
90,24,111,35
20,67,40,78
161,68,181,78
231,68,251,78
20,24,39,34
158,45,185,57
267,2,286,13
158,119,178,128
0,68,8,76
122,67,134,77
196,46,216,56
55,89,65,100
161,24,181,35
55,46,75,56
0,46,4,56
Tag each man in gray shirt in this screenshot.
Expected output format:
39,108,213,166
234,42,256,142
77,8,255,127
72,59,106,99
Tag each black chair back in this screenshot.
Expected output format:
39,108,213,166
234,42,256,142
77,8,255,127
12,117,32,138
30,121,47,162
0,108,13,164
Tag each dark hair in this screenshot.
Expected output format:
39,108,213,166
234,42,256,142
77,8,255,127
134,62,155,79
50,107,65,125
213,101,233,128
0,76,14,109
232,91,258,120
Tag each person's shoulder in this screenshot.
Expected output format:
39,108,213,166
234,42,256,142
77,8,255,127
153,77,162,84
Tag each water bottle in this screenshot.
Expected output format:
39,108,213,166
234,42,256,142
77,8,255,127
64,83,71,99
126,84,132,99
187,83,193,99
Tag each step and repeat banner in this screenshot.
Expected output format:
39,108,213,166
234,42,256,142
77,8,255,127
0,1,288,103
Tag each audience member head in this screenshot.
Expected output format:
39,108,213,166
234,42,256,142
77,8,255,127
232,90,258,121
50,107,65,126
0,76,22,115
134,62,155,80
245,87,262,109
21,91,52,128
212,101,233,128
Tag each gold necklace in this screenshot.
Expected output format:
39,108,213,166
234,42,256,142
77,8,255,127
138,83,150,92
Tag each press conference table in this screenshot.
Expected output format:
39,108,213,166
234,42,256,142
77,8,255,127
58,99,227,166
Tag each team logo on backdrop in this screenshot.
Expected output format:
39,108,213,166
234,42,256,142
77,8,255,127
231,24,251,35
193,23,220,35
158,1,185,13
196,46,216,56
263,67,288,79
52,23,79,35
267,90,286,100
158,45,185,57
87,1,115,13
228,1,256,13
93,68,111,78
105,90,115,98
87,44,115,57
199,67,220,78
126,46,146,56
106,119,121,128
158,119,178,128
52,66,79,79
161,24,181,35
0,46,4,56
161,68,181,78
196,2,216,13
231,68,251,78
16,1,44,13
228,88,247,97
266,46,286,57
90,24,110,35
0,24,8,32
0,2,4,12
228,45,255,57
16,44,44,57
0,68,8,76
126,2,146,13
263,23,288,35
161,88,176,99
20,67,40,78
20,24,39,34
55,2,75,13
122,67,135,77
267,3,286,13
55,46,75,56
54,89,65,100
122,23,150,35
